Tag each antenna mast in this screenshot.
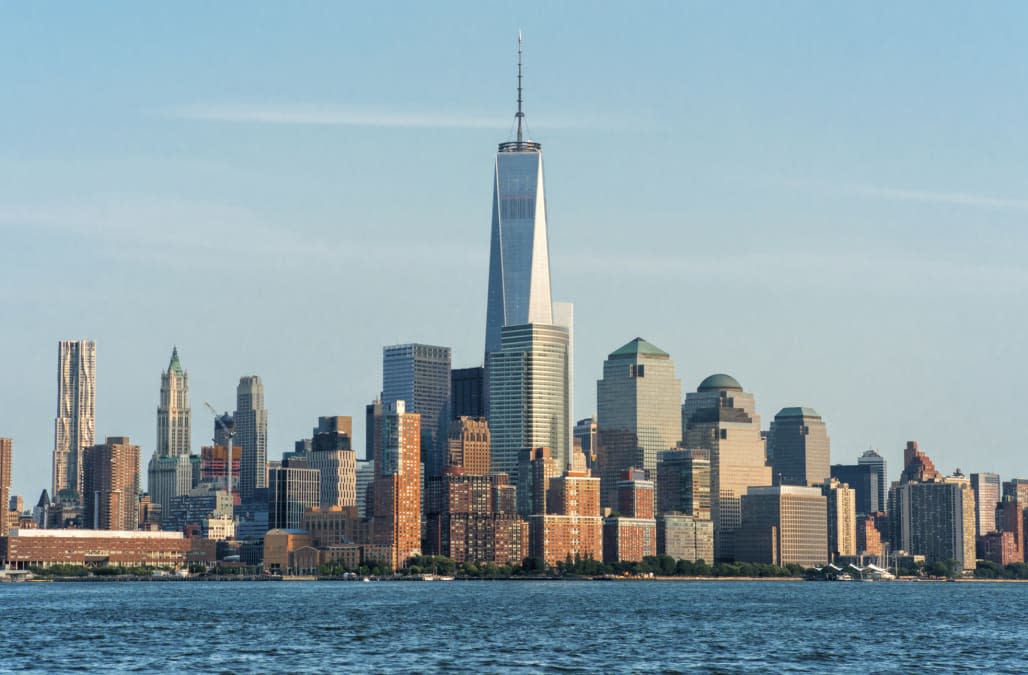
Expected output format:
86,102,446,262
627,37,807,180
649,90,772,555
516,31,524,143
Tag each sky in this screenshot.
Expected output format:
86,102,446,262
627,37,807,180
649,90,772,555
2,2,1027,500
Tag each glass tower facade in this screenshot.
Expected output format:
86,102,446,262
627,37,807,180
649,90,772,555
488,324,569,479
595,338,682,508
484,145,553,358
382,343,451,478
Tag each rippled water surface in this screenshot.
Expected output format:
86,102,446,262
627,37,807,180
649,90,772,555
3,580,1025,672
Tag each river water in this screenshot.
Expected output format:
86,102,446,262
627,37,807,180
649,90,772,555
2,579,1024,672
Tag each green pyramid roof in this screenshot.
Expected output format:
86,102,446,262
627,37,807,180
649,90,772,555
609,337,669,360
168,346,183,374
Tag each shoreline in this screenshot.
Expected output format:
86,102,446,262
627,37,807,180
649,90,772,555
9,574,1028,584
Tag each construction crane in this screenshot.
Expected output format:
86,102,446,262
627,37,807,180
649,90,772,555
204,401,234,502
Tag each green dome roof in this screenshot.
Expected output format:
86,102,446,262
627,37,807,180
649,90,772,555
697,373,742,392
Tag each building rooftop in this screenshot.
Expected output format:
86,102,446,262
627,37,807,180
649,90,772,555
8,529,184,539
776,406,821,419
697,373,742,392
609,337,669,360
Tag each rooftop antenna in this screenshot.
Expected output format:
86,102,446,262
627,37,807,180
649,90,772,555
516,30,524,143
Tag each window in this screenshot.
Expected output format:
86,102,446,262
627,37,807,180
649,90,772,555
637,365,645,378
720,429,728,440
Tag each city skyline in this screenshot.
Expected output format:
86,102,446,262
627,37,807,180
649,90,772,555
3,4,1028,499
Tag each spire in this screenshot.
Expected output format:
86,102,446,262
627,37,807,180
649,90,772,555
516,30,524,143
168,346,183,374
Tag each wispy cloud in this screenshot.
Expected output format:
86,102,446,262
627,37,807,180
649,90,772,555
161,102,628,131
845,183,1028,211
775,176,1028,212
164,103,501,129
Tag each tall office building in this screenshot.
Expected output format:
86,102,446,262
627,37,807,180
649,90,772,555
235,376,268,503
595,338,682,508
736,485,828,567
1002,478,1028,505
82,436,140,530
822,478,857,561
451,367,485,420
831,452,887,518
308,416,357,509
890,471,977,571
355,459,374,519
148,348,194,519
656,448,711,519
156,347,191,457
53,339,96,500
489,323,570,477
0,438,11,534
682,374,771,562
970,472,1001,536
484,37,553,360
371,401,422,569
768,407,831,487
382,343,451,478
857,449,887,513
268,460,321,531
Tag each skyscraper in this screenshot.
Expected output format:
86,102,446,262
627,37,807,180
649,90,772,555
890,470,977,571
156,347,190,457
484,36,553,359
308,416,357,509
268,460,321,531
488,324,570,478
857,449,887,513
822,478,857,561
682,374,770,562
53,339,96,500
451,367,485,420
970,472,1001,537
235,376,268,503
595,338,681,508
371,401,421,569
382,343,451,478
148,348,194,520
768,407,831,487
82,436,140,530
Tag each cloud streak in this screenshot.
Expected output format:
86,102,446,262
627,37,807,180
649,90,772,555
776,176,1028,212
161,102,626,131
846,183,1028,211
164,103,501,129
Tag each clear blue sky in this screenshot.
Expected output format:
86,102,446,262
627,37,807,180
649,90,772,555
2,2,1027,500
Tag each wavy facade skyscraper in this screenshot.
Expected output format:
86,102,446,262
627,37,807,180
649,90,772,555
484,36,553,358
53,339,96,500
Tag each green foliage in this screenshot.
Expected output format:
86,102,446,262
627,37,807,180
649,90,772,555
30,564,89,577
975,560,1028,580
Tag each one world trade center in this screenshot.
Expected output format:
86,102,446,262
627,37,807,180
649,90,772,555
484,36,553,357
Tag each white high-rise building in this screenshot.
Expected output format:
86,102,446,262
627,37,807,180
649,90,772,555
483,39,553,358
53,339,96,499
156,347,191,458
148,347,194,519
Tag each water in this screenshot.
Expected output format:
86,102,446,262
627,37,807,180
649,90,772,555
2,580,1025,673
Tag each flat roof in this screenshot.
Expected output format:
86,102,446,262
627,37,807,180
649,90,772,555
7,529,184,540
